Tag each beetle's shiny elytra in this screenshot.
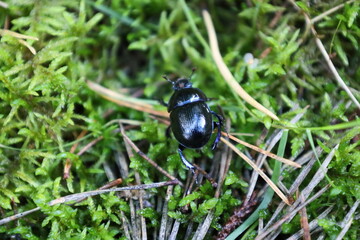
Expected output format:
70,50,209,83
162,70,223,172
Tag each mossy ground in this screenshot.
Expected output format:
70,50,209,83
0,0,359,239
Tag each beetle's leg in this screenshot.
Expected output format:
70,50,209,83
211,111,223,150
178,145,196,174
211,122,221,150
165,126,172,138
158,99,168,107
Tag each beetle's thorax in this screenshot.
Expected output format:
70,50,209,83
168,88,207,112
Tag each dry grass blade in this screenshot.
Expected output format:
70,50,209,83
18,39,37,54
119,210,132,240
311,0,356,23
221,137,290,206
87,81,169,117
245,105,306,205
335,199,360,240
192,210,215,240
255,184,330,240
169,221,181,240
262,144,337,239
224,132,301,168
0,29,39,54
159,185,173,240
71,178,123,203
0,29,39,40
77,135,104,156
202,10,279,121
129,197,140,240
288,0,360,110
134,172,147,240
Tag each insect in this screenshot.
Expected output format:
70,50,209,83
162,69,223,173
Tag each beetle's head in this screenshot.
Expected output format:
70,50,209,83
162,76,193,90
173,78,192,90
163,68,196,90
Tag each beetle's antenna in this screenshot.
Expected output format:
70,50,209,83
188,67,196,80
163,75,174,85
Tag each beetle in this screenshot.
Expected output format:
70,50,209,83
161,69,223,173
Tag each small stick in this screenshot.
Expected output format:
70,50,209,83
224,132,301,168
72,178,123,204
77,135,104,156
0,180,179,225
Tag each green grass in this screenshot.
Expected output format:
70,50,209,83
0,0,359,239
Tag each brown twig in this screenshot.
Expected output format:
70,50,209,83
77,135,104,156
216,193,258,240
298,193,310,240
63,130,88,179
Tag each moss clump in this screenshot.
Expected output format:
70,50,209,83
1,0,359,239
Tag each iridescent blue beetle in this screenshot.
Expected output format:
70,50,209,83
162,69,223,173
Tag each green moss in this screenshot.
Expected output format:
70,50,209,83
1,0,359,239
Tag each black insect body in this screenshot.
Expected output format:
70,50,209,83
162,70,223,173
